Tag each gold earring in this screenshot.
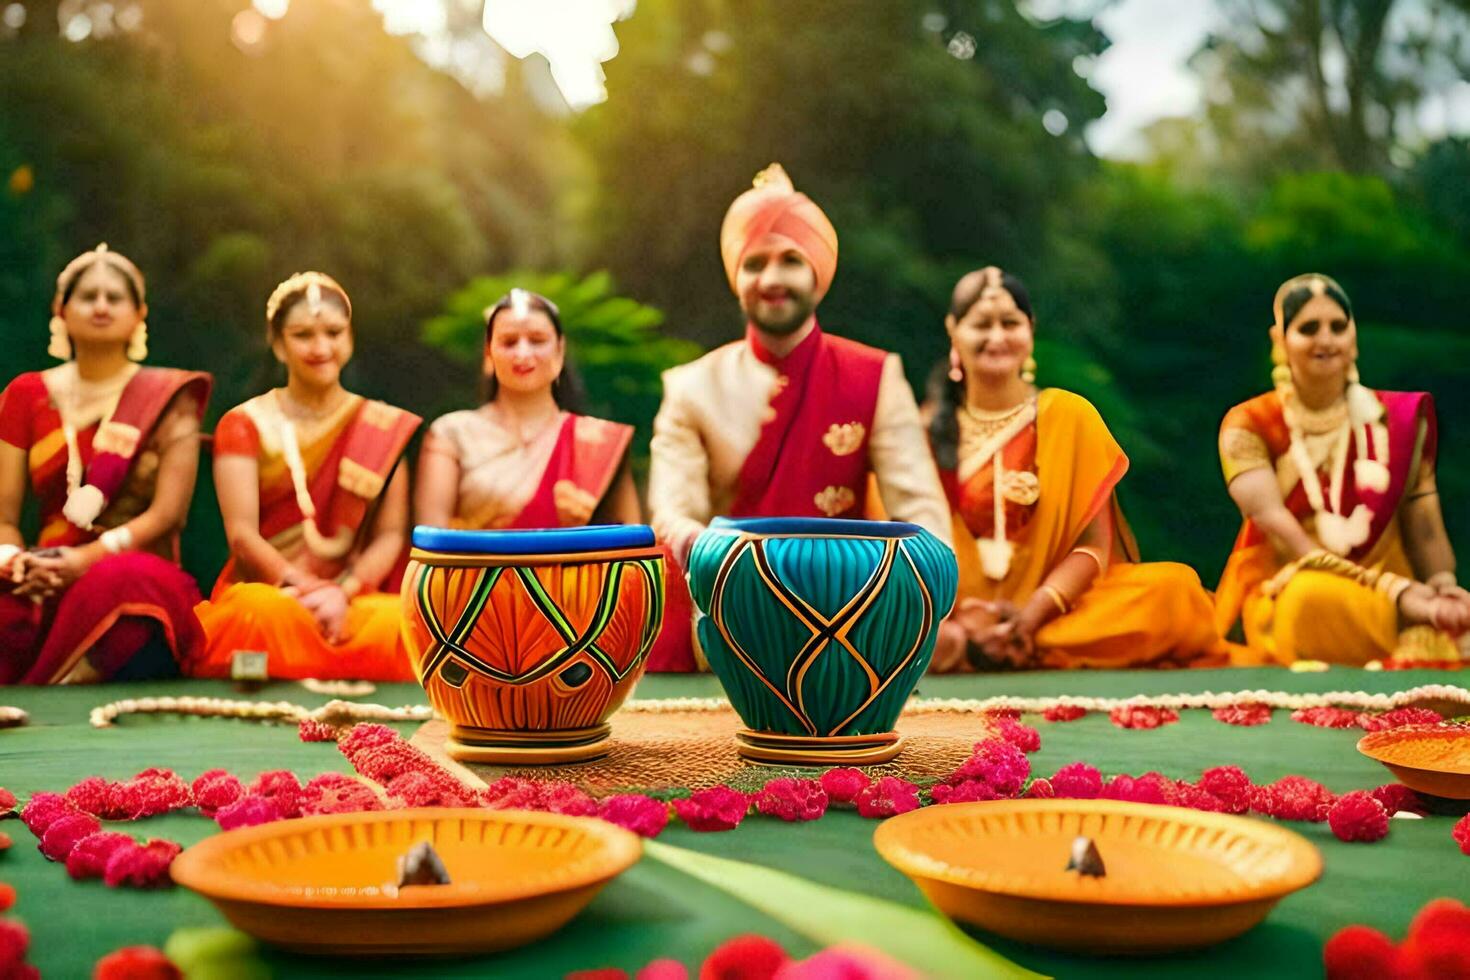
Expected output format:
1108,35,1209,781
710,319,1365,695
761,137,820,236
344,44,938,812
1270,340,1293,388
48,316,72,361
127,322,148,361
1021,355,1037,385
948,347,963,383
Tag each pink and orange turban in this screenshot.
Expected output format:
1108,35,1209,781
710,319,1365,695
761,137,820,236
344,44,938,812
719,163,838,300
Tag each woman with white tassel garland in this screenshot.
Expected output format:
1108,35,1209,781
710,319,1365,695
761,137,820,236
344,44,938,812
1216,273,1470,665
190,272,421,681
0,245,211,683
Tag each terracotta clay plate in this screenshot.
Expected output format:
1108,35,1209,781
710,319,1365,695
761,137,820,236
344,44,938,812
171,808,641,956
873,799,1321,955
1358,724,1470,800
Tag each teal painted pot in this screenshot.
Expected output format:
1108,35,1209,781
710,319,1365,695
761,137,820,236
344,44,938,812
687,517,957,765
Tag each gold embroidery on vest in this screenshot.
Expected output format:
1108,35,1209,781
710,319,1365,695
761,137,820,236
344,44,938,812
822,421,865,457
813,485,856,516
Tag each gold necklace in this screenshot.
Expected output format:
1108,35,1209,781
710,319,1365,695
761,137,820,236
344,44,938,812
488,403,561,448
1291,396,1349,435
958,400,1029,442
277,387,350,424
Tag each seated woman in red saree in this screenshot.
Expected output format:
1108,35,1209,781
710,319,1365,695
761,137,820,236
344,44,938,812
0,245,211,684
189,273,421,681
926,267,1228,671
1216,273,1470,666
415,289,639,532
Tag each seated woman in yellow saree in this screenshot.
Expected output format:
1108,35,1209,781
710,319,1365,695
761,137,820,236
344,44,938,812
189,273,422,681
928,267,1227,671
1216,273,1470,666
414,289,640,531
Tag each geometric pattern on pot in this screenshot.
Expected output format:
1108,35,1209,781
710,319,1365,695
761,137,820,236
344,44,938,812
412,558,664,688
690,518,958,739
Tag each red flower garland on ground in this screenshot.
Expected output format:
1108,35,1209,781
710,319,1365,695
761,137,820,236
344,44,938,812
1370,784,1427,817
1327,792,1391,843
818,768,870,805
1324,898,1470,979
93,945,181,980
190,770,243,818
1357,707,1443,732
1042,704,1087,722
598,795,670,838
1251,775,1336,822
1109,705,1179,729
1453,815,1470,857
65,831,134,880
0,917,39,980
566,933,919,980
1213,703,1272,726
854,777,921,818
1198,766,1253,814
671,787,751,832
989,717,1042,753
754,779,829,822
1291,706,1362,729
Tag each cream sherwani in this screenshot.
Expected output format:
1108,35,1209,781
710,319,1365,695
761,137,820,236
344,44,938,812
648,337,953,549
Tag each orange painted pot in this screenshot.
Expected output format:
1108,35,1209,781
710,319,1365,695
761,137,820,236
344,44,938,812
401,526,665,764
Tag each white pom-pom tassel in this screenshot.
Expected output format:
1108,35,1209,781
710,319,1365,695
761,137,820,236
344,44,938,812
1355,458,1390,494
63,484,106,530
978,537,1014,580
1347,382,1384,427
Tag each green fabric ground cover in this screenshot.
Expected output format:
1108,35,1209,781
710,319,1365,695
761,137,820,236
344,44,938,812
0,670,1466,978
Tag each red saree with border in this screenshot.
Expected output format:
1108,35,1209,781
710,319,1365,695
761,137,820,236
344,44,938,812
190,392,422,681
0,367,212,684
507,414,635,529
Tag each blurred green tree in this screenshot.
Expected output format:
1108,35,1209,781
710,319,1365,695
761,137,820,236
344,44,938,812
575,0,1108,388
1191,0,1470,175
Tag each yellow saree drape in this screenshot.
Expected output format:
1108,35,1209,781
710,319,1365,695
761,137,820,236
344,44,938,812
950,389,1227,669
1214,389,1454,666
189,392,421,682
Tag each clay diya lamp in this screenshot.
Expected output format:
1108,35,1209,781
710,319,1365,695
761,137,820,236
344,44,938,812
1358,723,1470,800
687,517,957,765
875,798,1323,955
171,808,642,955
401,524,665,764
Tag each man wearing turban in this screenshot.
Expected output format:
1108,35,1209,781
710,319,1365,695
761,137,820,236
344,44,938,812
645,165,952,670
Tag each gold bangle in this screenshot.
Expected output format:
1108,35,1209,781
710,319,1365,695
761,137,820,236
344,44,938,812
339,573,364,599
1039,584,1070,616
1070,546,1106,576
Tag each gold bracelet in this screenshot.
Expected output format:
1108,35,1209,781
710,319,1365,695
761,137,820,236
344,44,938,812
339,573,364,599
1039,584,1070,616
1069,546,1106,576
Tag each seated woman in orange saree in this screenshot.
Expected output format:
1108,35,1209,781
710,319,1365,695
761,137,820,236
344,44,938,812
189,273,422,681
1215,274,1470,666
415,289,640,532
0,245,211,684
927,267,1227,671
